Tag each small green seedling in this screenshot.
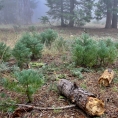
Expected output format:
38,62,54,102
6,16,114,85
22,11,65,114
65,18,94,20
3,69,44,103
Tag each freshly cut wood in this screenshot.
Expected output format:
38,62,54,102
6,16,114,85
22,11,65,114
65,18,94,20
98,69,114,87
57,79,105,116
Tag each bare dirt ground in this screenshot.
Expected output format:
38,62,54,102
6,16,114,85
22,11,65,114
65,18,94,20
0,26,118,118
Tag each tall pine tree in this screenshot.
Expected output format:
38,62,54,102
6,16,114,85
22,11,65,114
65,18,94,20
46,0,93,27
112,0,118,28
95,0,118,29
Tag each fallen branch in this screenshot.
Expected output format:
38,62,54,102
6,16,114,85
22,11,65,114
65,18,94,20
0,103,76,110
57,79,105,116
1,103,92,118
15,103,76,110
0,103,76,118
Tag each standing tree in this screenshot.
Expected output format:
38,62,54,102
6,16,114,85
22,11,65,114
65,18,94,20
95,0,118,29
74,0,93,26
112,0,118,28
46,0,67,26
69,0,75,27
104,0,113,28
60,0,65,26
46,0,93,27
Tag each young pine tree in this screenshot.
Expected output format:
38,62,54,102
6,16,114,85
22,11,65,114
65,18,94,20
12,42,32,67
3,69,44,103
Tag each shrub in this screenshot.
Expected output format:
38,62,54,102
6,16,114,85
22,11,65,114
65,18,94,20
104,38,114,47
2,69,44,103
115,42,118,49
83,43,98,67
12,42,32,67
12,33,43,67
72,34,98,67
72,34,117,67
40,29,58,47
20,33,43,59
72,43,84,66
0,96,16,113
107,46,117,63
98,40,110,65
0,42,11,62
98,40,117,65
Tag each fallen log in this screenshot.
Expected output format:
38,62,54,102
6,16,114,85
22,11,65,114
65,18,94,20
98,68,114,87
57,79,105,116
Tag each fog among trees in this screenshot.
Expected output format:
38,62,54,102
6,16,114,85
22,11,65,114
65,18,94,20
0,0,117,28
0,0,48,24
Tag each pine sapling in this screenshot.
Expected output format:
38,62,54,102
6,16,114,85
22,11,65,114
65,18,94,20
2,69,44,103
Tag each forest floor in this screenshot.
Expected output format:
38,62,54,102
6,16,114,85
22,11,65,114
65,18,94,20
0,25,118,118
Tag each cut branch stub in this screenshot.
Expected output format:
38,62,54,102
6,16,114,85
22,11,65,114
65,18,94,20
57,79,105,116
98,68,115,87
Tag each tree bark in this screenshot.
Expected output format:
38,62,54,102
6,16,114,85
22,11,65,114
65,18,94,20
69,0,75,27
105,1,112,29
112,0,118,29
60,0,65,27
57,79,105,116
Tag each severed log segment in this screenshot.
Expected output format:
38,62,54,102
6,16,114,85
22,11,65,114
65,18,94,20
57,79,105,116
98,68,114,87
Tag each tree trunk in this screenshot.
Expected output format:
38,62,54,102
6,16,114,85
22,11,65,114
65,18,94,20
105,1,112,28
57,79,105,116
23,0,32,24
112,0,118,28
60,0,65,27
69,0,75,27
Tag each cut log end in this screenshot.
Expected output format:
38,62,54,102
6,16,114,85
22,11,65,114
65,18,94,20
98,69,114,87
86,97,105,116
57,79,105,116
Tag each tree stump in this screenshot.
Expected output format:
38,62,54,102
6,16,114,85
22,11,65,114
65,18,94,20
57,79,105,116
98,69,114,87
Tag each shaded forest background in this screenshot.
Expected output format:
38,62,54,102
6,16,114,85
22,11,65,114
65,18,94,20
0,0,48,24
0,0,117,29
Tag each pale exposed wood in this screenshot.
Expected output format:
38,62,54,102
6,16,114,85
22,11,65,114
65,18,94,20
98,68,115,86
57,79,105,116
86,97,105,116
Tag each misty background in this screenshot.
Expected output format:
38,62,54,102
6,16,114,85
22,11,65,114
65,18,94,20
0,0,117,29
33,0,48,23
0,0,101,25
0,0,49,25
